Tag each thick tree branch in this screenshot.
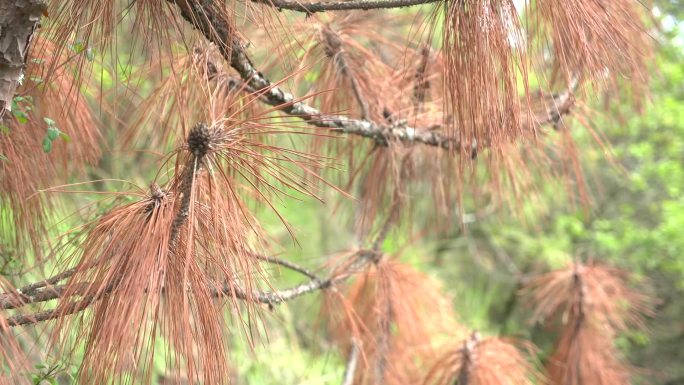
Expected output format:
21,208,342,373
175,0,576,151
251,0,439,13
2,0,579,327
173,0,468,149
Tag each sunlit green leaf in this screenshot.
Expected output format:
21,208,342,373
13,110,29,124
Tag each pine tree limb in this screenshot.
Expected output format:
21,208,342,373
173,0,577,150
251,0,440,13
2,249,380,326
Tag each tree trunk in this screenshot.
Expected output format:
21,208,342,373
0,0,46,118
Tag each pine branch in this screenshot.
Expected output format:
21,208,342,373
3,249,380,326
1,284,66,310
3,0,579,329
0,258,320,310
7,297,93,327
0,267,76,309
5,277,330,326
252,252,322,280
168,123,212,251
172,0,462,148
18,267,77,295
251,0,440,13
174,0,577,151
196,0,461,146
0,252,326,310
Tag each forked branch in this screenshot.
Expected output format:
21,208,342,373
174,0,577,151
2,249,380,326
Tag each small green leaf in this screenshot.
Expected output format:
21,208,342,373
0,124,9,134
42,137,52,153
43,117,56,126
0,154,8,162
59,131,71,142
71,41,85,54
47,126,60,141
13,110,29,124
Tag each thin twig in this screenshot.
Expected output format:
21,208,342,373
6,249,378,327
251,0,439,13
0,250,328,311
18,267,77,295
0,268,77,309
225,276,330,305
252,252,321,280
6,277,328,326
7,281,111,327
7,292,100,327
341,339,360,385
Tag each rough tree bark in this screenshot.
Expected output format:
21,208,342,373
0,0,46,119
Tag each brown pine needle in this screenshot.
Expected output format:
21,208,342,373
523,262,654,385
325,259,458,385
0,34,101,255
424,333,542,385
